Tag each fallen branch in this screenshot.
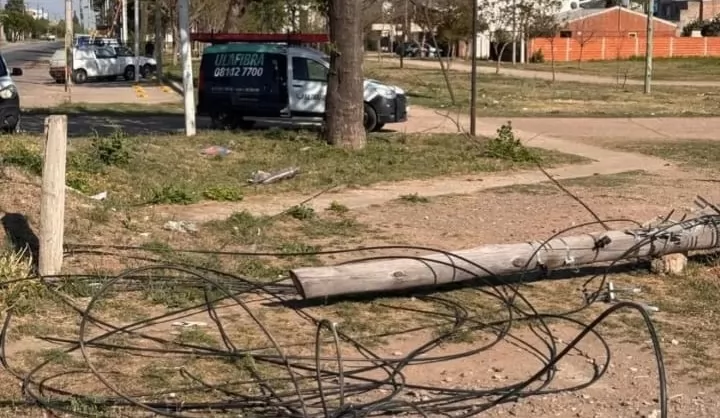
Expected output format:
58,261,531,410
290,214,720,300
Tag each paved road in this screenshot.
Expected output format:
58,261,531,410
2,41,62,67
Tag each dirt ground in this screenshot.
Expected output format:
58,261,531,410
0,110,719,417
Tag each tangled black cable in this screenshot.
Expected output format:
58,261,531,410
0,214,689,417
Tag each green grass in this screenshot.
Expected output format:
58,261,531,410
503,56,720,82
610,140,720,171
365,60,720,117
24,102,184,115
490,170,647,195
0,129,587,205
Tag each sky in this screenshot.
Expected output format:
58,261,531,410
9,0,96,28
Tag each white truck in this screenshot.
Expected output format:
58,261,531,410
48,46,157,84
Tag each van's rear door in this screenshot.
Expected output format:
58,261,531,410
198,44,288,117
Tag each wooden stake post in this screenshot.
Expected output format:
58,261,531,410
39,115,68,277
290,218,720,300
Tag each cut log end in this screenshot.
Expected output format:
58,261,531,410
288,270,307,299
650,253,688,276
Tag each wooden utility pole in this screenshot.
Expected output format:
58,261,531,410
644,0,654,94
291,216,720,299
39,116,68,277
323,0,366,149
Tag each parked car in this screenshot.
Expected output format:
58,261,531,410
0,52,23,133
394,41,442,58
43,33,56,41
48,46,158,84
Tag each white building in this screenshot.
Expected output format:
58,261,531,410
27,8,49,20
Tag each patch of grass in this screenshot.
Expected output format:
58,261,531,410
0,132,586,205
364,59,720,117
507,56,720,82
490,170,647,195
26,102,183,115
399,193,430,203
327,201,349,214
202,185,244,202
611,140,720,171
3,142,43,175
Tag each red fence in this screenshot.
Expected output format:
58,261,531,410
530,36,720,61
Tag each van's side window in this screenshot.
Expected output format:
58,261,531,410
292,57,328,82
95,47,116,59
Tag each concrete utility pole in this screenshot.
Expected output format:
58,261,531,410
401,0,408,69
469,0,478,136
644,0,654,94
291,214,720,300
64,0,73,97
154,0,163,80
134,0,140,82
178,0,196,136
122,0,128,43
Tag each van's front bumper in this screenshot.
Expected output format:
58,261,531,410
0,95,20,131
371,94,408,124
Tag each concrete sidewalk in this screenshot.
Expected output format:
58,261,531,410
373,57,720,87
16,67,180,108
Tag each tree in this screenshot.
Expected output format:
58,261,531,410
522,0,561,81
479,0,515,74
323,0,367,149
4,0,25,13
575,18,596,64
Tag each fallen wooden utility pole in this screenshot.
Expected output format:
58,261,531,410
290,215,720,300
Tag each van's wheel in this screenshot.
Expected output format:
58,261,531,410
373,123,385,132
123,65,135,81
363,103,378,132
141,64,152,78
210,112,237,130
237,119,256,130
72,69,87,84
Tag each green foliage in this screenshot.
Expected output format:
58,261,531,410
202,186,244,202
3,143,42,175
484,122,535,162
286,205,316,220
147,184,199,205
90,133,131,167
682,17,720,37
529,49,545,63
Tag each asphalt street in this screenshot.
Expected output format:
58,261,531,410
2,41,62,67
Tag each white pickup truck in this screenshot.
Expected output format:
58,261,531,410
48,46,157,84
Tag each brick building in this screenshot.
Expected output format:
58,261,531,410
657,0,720,29
555,6,679,38
525,6,720,61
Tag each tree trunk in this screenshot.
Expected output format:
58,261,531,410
323,0,366,150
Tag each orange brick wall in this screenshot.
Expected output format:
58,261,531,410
530,37,720,61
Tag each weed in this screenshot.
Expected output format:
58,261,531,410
301,217,367,238
484,122,535,162
203,185,244,202
3,143,42,175
277,241,320,255
287,205,316,220
147,183,199,205
175,327,218,347
327,201,349,214
0,246,44,316
91,131,130,167
219,211,276,244
399,193,430,203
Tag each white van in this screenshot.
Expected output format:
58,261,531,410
197,43,408,132
48,46,157,84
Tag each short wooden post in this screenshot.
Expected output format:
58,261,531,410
39,115,68,277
